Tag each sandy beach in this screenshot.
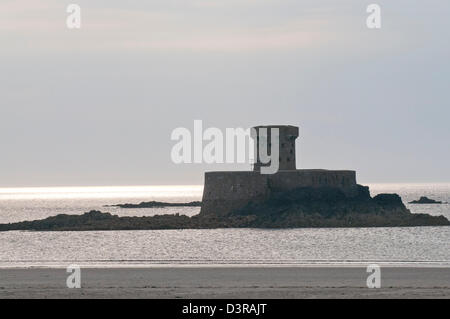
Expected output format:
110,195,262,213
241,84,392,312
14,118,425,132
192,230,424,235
0,267,449,299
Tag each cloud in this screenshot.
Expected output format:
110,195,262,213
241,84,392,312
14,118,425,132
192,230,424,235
0,1,354,53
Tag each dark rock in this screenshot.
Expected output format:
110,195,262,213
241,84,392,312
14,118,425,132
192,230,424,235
373,193,404,207
0,185,448,231
229,186,449,227
409,197,443,204
0,211,253,232
105,201,202,208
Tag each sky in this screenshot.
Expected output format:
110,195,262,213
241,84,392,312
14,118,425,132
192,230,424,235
0,0,449,187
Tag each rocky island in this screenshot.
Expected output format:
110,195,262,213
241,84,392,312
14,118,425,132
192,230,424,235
409,196,445,204
0,184,448,232
105,201,201,208
1,124,448,232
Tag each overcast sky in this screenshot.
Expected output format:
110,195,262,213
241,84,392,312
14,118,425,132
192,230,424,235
1,0,449,187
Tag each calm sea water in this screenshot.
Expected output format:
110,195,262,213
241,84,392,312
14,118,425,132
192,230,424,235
0,184,449,268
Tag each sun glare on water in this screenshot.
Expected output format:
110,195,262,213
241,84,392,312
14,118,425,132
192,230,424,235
0,185,204,200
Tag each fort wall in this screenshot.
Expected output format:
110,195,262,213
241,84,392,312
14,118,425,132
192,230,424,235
200,169,358,216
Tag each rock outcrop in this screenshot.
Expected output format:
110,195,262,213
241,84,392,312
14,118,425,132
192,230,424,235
105,201,202,208
0,211,254,231
1,185,448,231
227,185,449,228
409,197,444,204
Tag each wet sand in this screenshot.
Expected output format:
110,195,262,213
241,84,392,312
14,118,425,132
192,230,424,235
0,267,449,299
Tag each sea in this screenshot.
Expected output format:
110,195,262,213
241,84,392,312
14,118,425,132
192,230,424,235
0,184,449,268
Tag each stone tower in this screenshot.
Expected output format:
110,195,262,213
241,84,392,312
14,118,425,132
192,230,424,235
252,125,299,172
200,124,357,217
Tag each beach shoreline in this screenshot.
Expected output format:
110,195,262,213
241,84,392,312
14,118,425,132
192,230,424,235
0,267,449,299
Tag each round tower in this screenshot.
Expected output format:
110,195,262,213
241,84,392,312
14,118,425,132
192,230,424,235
251,125,299,172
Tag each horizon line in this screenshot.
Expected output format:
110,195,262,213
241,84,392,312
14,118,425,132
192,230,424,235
1,182,450,190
